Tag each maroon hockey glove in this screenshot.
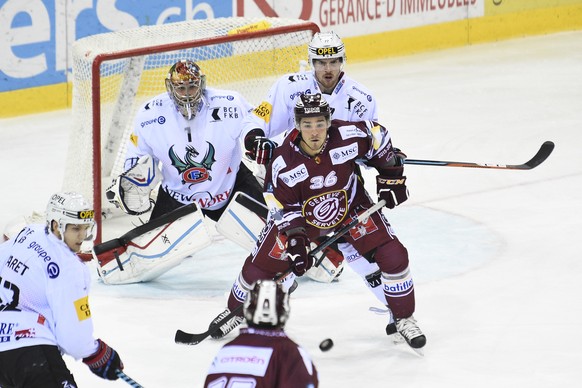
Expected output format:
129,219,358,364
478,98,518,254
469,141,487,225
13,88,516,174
83,339,124,380
244,129,277,165
376,166,409,209
285,231,313,276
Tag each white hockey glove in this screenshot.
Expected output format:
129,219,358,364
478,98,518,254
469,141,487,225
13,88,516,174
106,155,161,215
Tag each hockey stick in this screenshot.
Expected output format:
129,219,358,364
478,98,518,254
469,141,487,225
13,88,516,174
116,370,144,388
174,200,386,345
313,199,386,267
93,203,198,255
403,141,554,170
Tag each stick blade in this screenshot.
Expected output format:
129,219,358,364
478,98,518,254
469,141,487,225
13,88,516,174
175,329,206,345
521,141,554,169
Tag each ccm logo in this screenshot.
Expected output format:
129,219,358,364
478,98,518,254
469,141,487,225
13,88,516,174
378,178,405,185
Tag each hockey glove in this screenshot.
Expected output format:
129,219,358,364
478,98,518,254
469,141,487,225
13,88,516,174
285,231,313,276
376,166,409,209
83,339,123,380
244,129,277,165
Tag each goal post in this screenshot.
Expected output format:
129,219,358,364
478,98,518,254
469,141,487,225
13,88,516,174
65,17,319,243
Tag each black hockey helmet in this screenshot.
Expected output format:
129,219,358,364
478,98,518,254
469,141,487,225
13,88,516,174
244,280,290,328
294,93,331,125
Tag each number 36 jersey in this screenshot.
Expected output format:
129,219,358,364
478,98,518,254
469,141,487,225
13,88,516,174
264,119,397,238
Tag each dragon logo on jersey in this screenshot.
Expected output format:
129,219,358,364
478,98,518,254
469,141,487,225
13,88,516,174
303,190,348,229
169,142,216,187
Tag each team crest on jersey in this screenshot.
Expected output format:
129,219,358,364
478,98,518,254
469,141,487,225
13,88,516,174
303,190,348,229
169,142,216,187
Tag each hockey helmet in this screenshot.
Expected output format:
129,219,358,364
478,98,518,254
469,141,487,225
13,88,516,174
244,280,290,328
308,31,346,67
165,60,206,120
294,93,331,125
46,192,95,241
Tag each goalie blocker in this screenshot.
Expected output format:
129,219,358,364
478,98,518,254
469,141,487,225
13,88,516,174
216,192,344,283
93,204,211,284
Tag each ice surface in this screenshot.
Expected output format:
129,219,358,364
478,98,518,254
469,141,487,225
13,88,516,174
1,31,581,387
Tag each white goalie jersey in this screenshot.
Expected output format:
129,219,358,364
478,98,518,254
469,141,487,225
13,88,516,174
124,88,253,212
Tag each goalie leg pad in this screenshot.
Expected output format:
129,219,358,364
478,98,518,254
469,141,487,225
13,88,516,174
94,207,211,284
306,242,345,283
215,192,268,251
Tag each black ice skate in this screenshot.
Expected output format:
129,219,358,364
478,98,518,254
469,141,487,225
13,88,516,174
386,315,426,355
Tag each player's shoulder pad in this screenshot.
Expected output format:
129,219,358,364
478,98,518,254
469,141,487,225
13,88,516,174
205,87,247,105
344,75,375,102
335,120,369,140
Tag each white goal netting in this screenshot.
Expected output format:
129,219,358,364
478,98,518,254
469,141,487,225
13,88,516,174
64,17,318,242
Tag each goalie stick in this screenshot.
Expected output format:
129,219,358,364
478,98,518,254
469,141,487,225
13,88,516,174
403,141,554,170
174,199,386,345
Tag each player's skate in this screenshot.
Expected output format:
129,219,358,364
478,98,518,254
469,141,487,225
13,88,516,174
386,315,426,355
209,309,244,339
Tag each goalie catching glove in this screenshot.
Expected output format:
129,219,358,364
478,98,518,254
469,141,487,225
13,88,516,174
244,129,277,165
285,230,314,276
106,155,161,215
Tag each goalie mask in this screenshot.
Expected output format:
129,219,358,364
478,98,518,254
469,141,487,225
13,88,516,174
244,280,290,328
308,31,346,69
294,93,331,125
165,60,206,120
46,192,96,241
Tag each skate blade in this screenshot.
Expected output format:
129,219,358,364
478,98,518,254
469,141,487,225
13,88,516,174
392,333,424,357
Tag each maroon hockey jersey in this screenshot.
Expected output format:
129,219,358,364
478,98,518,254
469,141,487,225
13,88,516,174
264,118,397,240
204,327,318,387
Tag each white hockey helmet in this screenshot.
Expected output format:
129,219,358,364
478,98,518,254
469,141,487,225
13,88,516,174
308,31,347,67
244,280,290,328
46,192,95,241
165,60,206,120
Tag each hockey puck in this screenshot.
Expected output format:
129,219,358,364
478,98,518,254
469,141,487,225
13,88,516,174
319,338,334,352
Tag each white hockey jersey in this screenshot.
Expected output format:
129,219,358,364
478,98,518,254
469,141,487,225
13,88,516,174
0,225,99,359
242,70,378,140
125,88,253,211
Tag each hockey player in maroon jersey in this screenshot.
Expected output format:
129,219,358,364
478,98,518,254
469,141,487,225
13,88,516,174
210,93,426,350
204,280,318,387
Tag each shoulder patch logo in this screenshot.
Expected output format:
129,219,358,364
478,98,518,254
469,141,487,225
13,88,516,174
253,101,272,123
74,296,91,321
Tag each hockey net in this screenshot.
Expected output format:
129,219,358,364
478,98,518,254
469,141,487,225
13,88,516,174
65,17,318,243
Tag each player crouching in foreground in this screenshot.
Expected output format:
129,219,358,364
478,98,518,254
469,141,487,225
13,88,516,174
208,93,426,351
204,280,318,387
0,192,124,386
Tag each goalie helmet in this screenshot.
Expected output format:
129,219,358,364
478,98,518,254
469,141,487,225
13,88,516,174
294,93,331,125
165,60,206,120
308,31,346,67
244,280,290,328
46,192,95,241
